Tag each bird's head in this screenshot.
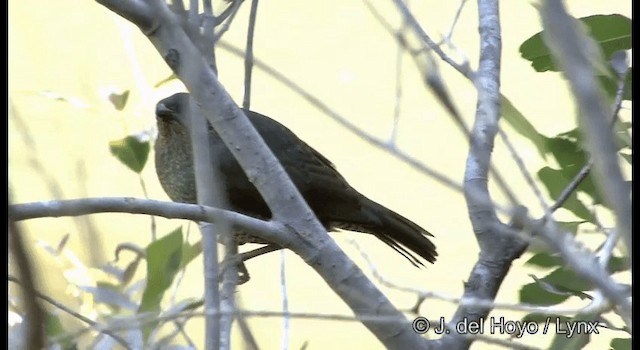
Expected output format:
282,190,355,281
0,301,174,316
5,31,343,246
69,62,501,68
155,92,192,136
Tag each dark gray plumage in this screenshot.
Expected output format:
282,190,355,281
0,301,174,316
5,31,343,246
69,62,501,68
154,93,437,266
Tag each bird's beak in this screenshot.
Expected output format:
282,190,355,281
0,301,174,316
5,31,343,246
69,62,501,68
155,103,173,119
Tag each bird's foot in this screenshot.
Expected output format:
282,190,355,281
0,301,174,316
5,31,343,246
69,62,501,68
219,244,283,285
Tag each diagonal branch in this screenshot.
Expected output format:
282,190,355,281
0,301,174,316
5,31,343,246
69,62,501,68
92,1,428,347
538,0,632,329
435,1,527,349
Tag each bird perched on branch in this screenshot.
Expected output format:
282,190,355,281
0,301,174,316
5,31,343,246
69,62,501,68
154,92,437,266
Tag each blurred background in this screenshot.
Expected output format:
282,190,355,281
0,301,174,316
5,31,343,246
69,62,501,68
8,0,631,349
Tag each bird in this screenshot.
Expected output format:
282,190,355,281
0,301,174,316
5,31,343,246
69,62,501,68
154,92,437,267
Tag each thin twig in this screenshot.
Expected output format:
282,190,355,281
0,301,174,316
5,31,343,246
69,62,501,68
55,306,541,350
389,22,406,148
390,0,474,79
444,0,470,41
234,302,260,350
548,65,629,215
497,128,550,212
8,275,131,349
138,176,157,241
368,1,520,207
216,0,242,24
8,220,45,350
212,0,243,43
201,0,217,73
348,239,592,316
217,41,466,196
188,0,199,27
243,0,259,109
539,2,632,285
216,41,524,226
220,240,239,350
548,159,594,213
280,250,290,350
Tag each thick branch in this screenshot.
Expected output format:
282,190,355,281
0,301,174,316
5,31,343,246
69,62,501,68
188,100,223,349
92,2,430,346
13,194,428,347
539,0,631,261
438,2,526,349
10,197,290,238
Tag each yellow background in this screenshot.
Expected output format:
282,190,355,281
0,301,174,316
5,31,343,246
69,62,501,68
9,0,631,349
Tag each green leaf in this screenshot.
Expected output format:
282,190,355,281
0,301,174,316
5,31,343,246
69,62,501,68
549,327,589,350
548,314,601,350
607,256,631,273
520,14,631,104
620,152,632,165
519,281,570,305
46,313,76,349
500,95,547,158
600,67,632,101
181,239,202,268
138,228,184,341
610,338,632,350
109,135,150,173
521,269,594,306
520,14,631,72
526,247,627,273
139,228,183,313
541,268,593,293
545,133,587,169
614,121,632,149
558,221,584,235
122,256,143,286
538,167,595,222
108,90,130,111
526,252,562,268
154,73,178,88
543,134,604,205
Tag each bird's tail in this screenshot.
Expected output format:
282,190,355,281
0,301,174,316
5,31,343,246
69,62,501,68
338,198,437,266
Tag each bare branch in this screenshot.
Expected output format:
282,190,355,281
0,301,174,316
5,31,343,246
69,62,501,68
444,0,470,41
200,0,217,72
9,197,292,244
219,242,238,350
549,60,629,214
217,40,466,196
529,219,631,329
9,218,45,350
435,1,527,348
548,159,594,213
137,176,157,241
539,0,631,265
98,0,155,32
279,251,290,350
391,0,474,79
8,276,132,349
242,0,259,109
370,2,519,207
188,99,224,349
212,0,243,43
